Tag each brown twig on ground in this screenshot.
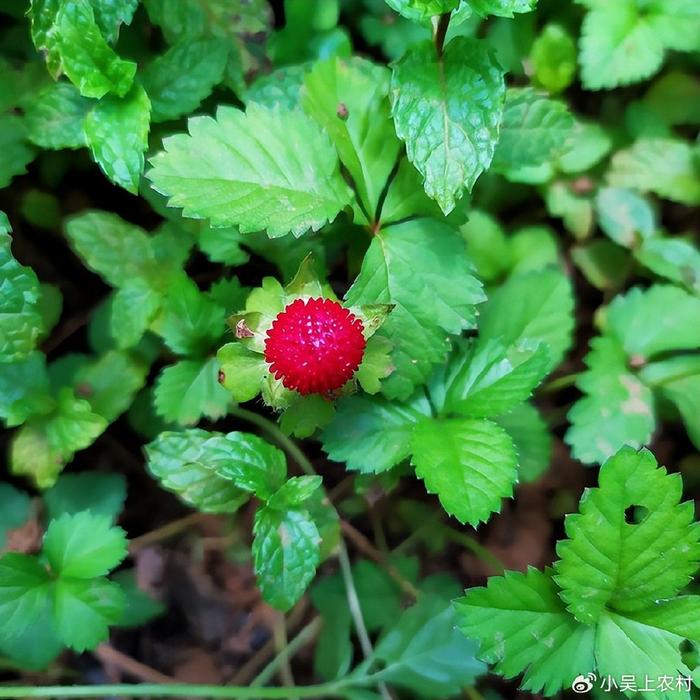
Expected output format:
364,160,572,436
94,644,175,685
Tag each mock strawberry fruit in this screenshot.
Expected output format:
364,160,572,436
264,297,366,395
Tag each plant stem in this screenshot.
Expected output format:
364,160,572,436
251,618,322,688
228,406,315,476
541,372,579,393
440,525,506,574
432,12,451,56
0,682,354,699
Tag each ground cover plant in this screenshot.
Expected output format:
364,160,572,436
0,0,700,698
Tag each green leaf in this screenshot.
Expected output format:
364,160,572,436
84,83,151,193
608,138,700,205
557,120,612,173
44,511,128,579
0,115,34,190
321,393,430,473
29,0,63,78
53,0,137,99
0,484,31,547
390,37,505,214
89,0,139,43
545,180,594,238
216,343,267,403
459,209,510,282
142,38,229,122
43,472,127,522
477,269,575,370
635,238,700,294
595,187,656,247
154,358,230,426
204,431,287,501
198,225,249,266
267,476,322,510
530,24,576,94
468,0,536,18
111,280,162,348
443,340,550,418
566,336,655,465
280,395,336,439
411,417,518,525
384,0,460,21
346,219,485,399
157,277,224,356
301,56,400,221
252,504,320,611
53,577,125,651
492,88,574,172
147,104,352,237
65,211,156,288
579,1,664,90
644,71,700,126
607,285,700,358
0,230,43,362
0,554,53,640
496,402,552,482
555,447,700,624
455,567,596,694
24,81,92,150
641,0,700,52
72,350,148,422
0,353,51,426
145,429,250,513
11,390,108,489
372,594,486,696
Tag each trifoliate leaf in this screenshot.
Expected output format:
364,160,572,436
492,88,574,173
390,37,505,214
302,56,400,222
455,567,596,694
53,577,125,652
252,503,320,611
443,340,550,418
157,276,225,356
608,138,700,205
579,1,664,90
346,219,485,399
477,269,574,370
43,472,127,522
555,447,700,624
84,83,152,193
154,357,230,426
530,24,576,94
24,81,92,150
142,38,229,122
321,393,431,474
411,417,518,525
148,104,352,237
607,285,700,358
595,187,656,247
53,0,136,98
44,512,128,579
566,336,655,465
372,594,485,696
0,230,43,363
496,402,552,482
145,429,249,513
635,238,700,294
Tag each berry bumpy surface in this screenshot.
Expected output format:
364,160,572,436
264,298,367,395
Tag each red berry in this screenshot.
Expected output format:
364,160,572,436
264,297,366,395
